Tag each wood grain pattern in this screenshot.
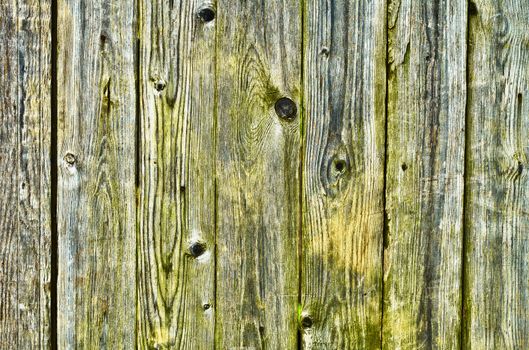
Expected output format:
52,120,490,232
0,0,51,347
56,0,136,347
136,0,216,348
464,1,529,348
383,0,467,348
3,0,529,347
214,0,302,347
301,0,386,348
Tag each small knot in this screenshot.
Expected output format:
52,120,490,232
189,241,207,258
203,303,211,310
154,79,166,92
334,159,346,173
401,163,408,171
320,47,330,57
197,6,215,23
64,153,77,166
274,97,297,120
300,314,313,329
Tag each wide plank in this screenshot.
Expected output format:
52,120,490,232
383,1,467,348
136,0,216,347
464,1,529,348
301,0,386,348
56,0,136,347
215,0,302,347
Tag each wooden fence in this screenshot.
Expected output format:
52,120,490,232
1,0,528,348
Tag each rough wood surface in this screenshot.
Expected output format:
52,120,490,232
214,0,302,347
4,0,529,347
300,0,386,348
464,1,529,349
56,0,136,347
0,0,51,348
383,1,467,349
136,0,216,348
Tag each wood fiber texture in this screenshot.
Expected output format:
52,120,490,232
214,0,302,348
464,1,529,348
137,0,216,348
2,0,529,348
56,0,136,347
384,1,467,349
0,0,51,348
301,0,386,348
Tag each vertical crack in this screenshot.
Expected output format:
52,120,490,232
381,0,391,348
134,0,141,345
461,2,474,349
297,0,305,348
213,0,219,348
50,0,58,347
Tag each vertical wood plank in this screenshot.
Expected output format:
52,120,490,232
0,3,19,344
301,0,386,348
215,0,302,347
383,1,466,348
464,1,529,348
56,0,136,347
0,0,51,348
137,0,216,347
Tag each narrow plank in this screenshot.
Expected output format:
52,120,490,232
464,1,529,348
301,0,386,348
215,0,302,347
383,1,467,348
0,0,51,347
56,0,136,347
136,0,216,347
0,0,22,345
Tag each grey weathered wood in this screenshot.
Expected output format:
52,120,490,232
464,1,529,348
301,0,386,348
214,0,302,347
136,0,216,347
0,0,51,348
383,1,467,348
56,0,136,347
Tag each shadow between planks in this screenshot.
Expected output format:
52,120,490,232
0,0,528,349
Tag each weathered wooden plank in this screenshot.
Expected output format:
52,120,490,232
383,1,466,348
56,0,136,347
214,0,302,347
464,1,529,348
300,0,386,348
136,0,216,347
0,0,51,347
